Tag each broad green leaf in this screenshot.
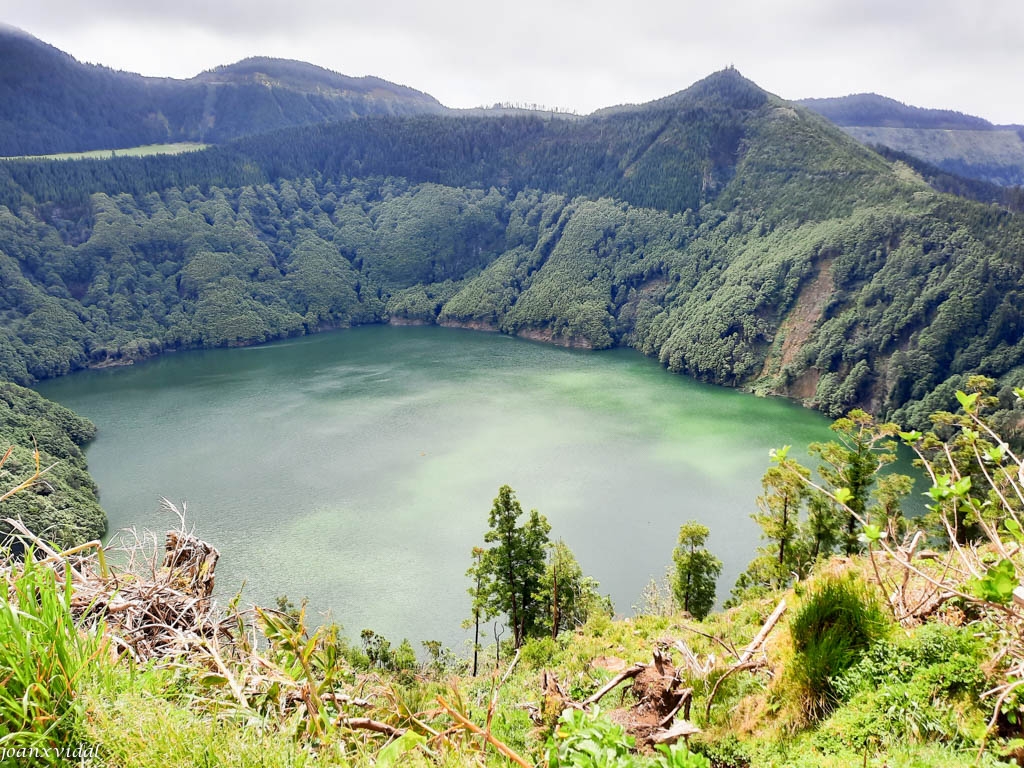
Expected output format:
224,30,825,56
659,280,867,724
952,476,972,496
970,559,1018,604
986,445,1007,463
928,475,953,502
1006,518,1024,544
956,390,979,412
375,730,426,767
859,524,884,544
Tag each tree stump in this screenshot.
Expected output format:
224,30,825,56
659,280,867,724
163,530,220,598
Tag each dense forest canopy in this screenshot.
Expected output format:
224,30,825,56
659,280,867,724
0,67,1022,434
0,382,105,545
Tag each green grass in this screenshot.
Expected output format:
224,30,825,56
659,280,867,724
0,555,112,762
0,541,1004,768
3,142,208,161
785,574,890,723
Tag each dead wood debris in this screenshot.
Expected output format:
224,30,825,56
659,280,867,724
541,649,698,749
2,511,229,662
540,599,789,750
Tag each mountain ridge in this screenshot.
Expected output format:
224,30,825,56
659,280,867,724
798,93,1004,130
0,26,446,155
799,93,1024,186
10,21,1021,193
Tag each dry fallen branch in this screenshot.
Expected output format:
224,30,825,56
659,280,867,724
436,695,532,768
3,504,229,662
657,687,693,729
0,442,59,505
668,638,715,677
651,718,701,745
320,692,373,709
546,648,700,749
486,648,520,734
704,660,761,722
582,662,646,707
737,599,786,666
689,602,785,722
337,717,407,739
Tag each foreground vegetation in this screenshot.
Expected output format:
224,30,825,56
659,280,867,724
0,553,1005,767
2,380,1023,766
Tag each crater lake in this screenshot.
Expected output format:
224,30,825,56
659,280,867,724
36,325,834,649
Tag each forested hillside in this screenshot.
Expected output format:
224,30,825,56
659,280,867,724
0,382,105,546
1,68,1023,431
0,26,444,156
800,93,1024,186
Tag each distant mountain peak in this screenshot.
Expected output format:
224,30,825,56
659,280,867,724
592,67,769,118
0,22,33,38
691,66,759,88
799,93,995,130
670,66,767,105
0,24,73,62
193,57,441,105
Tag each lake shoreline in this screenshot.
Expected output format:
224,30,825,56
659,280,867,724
64,316,811,415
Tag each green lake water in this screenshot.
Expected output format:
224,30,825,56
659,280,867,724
37,326,836,649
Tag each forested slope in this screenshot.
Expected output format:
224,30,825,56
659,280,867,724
0,26,445,156
800,93,1024,186
1,69,1023,430
0,382,105,546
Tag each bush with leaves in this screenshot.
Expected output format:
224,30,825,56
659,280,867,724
547,707,711,768
814,622,991,752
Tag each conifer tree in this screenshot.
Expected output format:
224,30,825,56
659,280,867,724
671,521,722,620
470,485,551,649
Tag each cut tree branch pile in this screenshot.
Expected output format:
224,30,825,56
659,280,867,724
541,599,789,749
2,509,229,661
543,648,699,749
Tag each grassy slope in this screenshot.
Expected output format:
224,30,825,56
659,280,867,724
3,143,209,161
69,558,997,768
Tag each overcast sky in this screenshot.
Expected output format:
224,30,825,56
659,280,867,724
5,0,1024,123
